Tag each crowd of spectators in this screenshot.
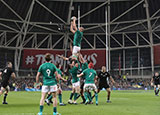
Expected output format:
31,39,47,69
3,75,152,91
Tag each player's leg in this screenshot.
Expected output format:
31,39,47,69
91,86,101,99
58,87,66,106
52,92,59,115
0,87,6,96
93,84,98,105
154,85,157,95
45,92,53,106
80,82,86,103
3,87,9,104
106,88,112,103
0,82,7,96
38,92,47,115
38,86,49,114
68,87,75,104
73,85,80,104
156,85,160,96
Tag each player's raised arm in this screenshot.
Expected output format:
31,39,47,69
70,21,76,34
57,55,69,61
70,42,73,53
71,16,77,32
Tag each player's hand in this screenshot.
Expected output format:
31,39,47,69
57,54,62,58
151,82,153,86
63,79,67,82
35,82,40,89
71,16,77,21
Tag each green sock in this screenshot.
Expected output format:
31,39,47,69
48,95,53,100
74,93,78,101
40,105,43,112
84,92,88,102
88,92,92,102
53,107,57,113
58,94,62,103
69,93,74,100
95,93,98,104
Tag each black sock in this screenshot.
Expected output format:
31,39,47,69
3,94,7,103
91,94,95,99
155,90,157,95
107,93,110,101
156,89,159,95
88,92,91,98
81,95,86,102
70,93,74,100
47,94,51,99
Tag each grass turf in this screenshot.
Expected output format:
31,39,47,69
0,90,159,115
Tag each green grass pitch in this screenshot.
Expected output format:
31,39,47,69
0,90,159,115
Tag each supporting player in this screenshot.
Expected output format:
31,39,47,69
70,16,84,57
68,60,80,105
76,54,89,104
151,72,160,96
77,63,98,105
0,62,16,104
92,66,115,103
36,53,65,115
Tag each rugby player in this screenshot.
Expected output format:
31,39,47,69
0,62,16,104
151,72,160,96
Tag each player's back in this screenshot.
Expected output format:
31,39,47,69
73,30,83,47
69,66,79,83
38,62,57,86
82,62,88,71
83,68,97,84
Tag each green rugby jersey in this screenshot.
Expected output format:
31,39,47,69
69,66,79,83
82,62,88,71
38,62,57,86
73,29,83,47
82,68,97,84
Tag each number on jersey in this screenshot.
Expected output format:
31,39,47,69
89,72,93,77
46,69,51,76
4,69,7,73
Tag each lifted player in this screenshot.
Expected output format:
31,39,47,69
151,72,160,96
70,16,84,56
36,53,65,115
92,66,115,103
77,63,98,105
0,62,16,104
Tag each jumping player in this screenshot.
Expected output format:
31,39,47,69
70,16,84,56
151,72,160,96
92,66,115,103
77,63,98,105
36,53,65,115
0,62,16,104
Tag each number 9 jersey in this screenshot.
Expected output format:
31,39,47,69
38,62,57,86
